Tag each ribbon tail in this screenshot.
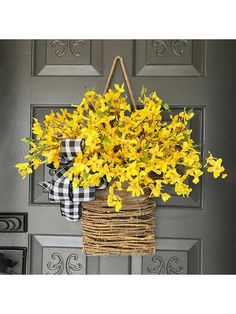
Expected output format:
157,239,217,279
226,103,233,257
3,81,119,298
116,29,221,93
60,200,82,222
38,181,51,193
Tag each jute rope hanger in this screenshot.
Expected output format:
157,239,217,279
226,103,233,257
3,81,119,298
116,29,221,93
103,56,137,111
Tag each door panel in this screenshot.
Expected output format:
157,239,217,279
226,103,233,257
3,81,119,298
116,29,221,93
142,238,200,275
33,40,103,76
31,235,132,275
0,247,27,274
0,40,235,274
135,40,205,76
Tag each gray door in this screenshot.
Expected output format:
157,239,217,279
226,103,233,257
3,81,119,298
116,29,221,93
0,40,235,274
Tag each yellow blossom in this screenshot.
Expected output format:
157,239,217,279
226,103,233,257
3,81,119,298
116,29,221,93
31,157,43,170
207,158,225,179
15,162,32,178
32,118,44,140
161,193,171,202
16,83,227,211
85,90,96,102
114,83,125,93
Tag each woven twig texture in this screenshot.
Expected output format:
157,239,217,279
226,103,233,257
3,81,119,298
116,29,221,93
81,189,156,255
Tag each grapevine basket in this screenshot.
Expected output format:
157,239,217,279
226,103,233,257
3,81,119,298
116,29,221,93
81,187,156,255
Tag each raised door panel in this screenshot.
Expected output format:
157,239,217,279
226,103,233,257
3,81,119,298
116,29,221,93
0,213,27,232
142,239,201,274
0,247,27,274
135,40,205,76
31,235,86,274
33,40,103,76
31,235,132,275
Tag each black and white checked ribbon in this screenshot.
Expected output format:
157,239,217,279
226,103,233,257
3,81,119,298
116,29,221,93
38,139,108,222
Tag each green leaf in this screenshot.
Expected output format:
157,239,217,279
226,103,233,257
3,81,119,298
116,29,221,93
82,171,90,180
187,108,194,115
141,155,149,162
193,144,201,148
98,110,104,118
38,143,45,150
21,137,34,144
183,133,189,141
140,85,147,97
162,103,170,111
84,85,96,92
117,131,122,138
101,135,111,143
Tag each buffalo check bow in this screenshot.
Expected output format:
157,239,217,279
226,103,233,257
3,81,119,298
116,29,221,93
38,139,108,222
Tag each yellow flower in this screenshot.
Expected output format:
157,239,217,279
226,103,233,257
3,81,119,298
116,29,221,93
84,130,101,152
207,158,225,179
32,118,44,140
104,89,120,102
72,177,80,189
179,110,194,120
15,162,32,178
16,83,227,212
175,182,192,196
150,91,162,105
189,169,203,184
119,102,131,112
161,193,171,202
182,141,194,152
85,90,96,102
184,152,200,168
42,149,60,168
127,181,144,197
98,100,108,113
114,83,125,93
88,173,101,187
107,191,122,212
204,152,216,167
150,180,162,197
31,157,43,170
114,201,122,212
44,112,55,126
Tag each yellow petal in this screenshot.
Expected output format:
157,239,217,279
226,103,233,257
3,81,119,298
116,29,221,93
192,177,200,184
115,201,122,212
72,177,80,189
213,172,220,179
161,193,171,202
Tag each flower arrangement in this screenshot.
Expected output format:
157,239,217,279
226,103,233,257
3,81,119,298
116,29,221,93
15,83,227,211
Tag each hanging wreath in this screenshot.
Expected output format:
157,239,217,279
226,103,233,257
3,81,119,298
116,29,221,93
15,56,227,255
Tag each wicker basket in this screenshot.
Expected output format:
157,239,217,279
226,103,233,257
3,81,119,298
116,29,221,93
81,188,156,255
